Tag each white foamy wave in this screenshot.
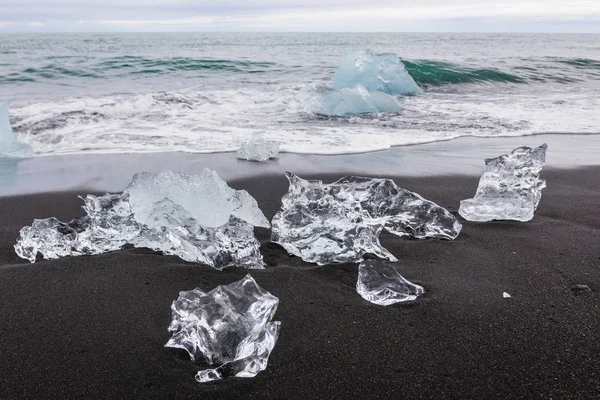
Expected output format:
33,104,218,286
8,85,600,157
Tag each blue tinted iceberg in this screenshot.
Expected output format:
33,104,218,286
318,85,401,116
0,102,31,157
333,51,422,96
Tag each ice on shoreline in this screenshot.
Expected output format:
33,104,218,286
14,169,267,269
236,132,281,162
271,173,461,265
333,51,422,96
0,102,32,158
165,274,280,383
356,260,424,306
459,144,548,222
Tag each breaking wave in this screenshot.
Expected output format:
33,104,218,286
403,57,600,86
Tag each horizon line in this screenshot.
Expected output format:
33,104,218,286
2,30,600,34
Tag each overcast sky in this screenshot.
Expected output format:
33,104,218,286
1,0,599,33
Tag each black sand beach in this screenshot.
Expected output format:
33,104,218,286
0,167,599,399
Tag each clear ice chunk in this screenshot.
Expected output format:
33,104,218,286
236,132,281,162
15,169,267,269
318,84,401,116
125,169,270,229
14,217,85,262
75,193,141,254
165,274,280,383
356,260,424,306
14,194,138,262
333,51,422,96
131,201,264,269
271,173,461,265
0,102,32,157
459,144,548,222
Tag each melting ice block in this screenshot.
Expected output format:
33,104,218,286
165,274,280,383
459,144,547,222
15,169,267,269
356,260,424,306
318,85,401,116
333,51,422,96
0,102,32,157
271,173,461,265
236,132,281,162
125,169,269,229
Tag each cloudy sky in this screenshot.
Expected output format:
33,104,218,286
1,0,599,32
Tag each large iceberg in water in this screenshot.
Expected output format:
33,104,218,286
317,85,401,116
271,173,461,265
459,144,547,222
0,102,32,157
333,51,422,96
15,169,268,269
236,132,281,162
165,274,280,383
356,260,424,306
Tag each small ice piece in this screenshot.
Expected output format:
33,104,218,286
570,284,592,295
15,169,267,269
236,132,280,162
271,173,461,265
356,260,424,306
14,217,86,262
503,292,511,298
0,102,32,157
459,144,548,222
318,85,401,116
333,51,422,96
165,274,280,383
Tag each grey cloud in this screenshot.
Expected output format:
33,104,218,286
0,0,598,31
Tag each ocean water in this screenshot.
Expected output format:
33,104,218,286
1,32,599,156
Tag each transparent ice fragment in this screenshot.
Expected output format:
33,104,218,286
165,274,280,383
318,84,401,116
14,217,86,262
356,260,424,306
0,102,32,158
333,51,422,96
75,193,141,254
271,173,461,265
15,169,266,269
503,292,511,298
14,193,137,262
236,132,280,162
459,144,548,222
132,200,264,270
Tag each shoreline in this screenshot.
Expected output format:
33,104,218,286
1,167,599,399
2,133,600,197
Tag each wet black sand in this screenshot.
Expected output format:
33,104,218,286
0,167,599,399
